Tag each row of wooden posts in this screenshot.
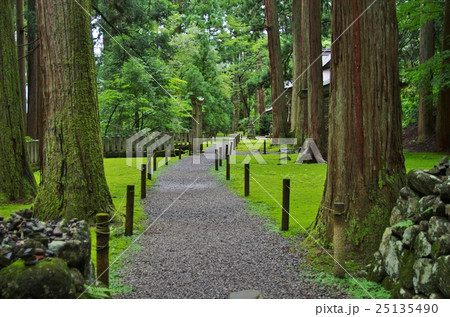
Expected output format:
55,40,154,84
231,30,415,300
217,134,346,278
94,144,189,286
94,133,345,286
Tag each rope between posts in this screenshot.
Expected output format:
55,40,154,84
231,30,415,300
247,170,341,215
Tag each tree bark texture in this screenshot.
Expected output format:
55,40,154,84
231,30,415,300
265,0,289,138
437,0,450,152
418,19,435,142
313,0,405,253
0,0,37,203
16,0,26,130
307,0,327,157
26,0,43,142
34,0,114,220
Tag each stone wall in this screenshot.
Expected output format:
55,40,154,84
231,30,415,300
0,210,93,298
368,157,450,299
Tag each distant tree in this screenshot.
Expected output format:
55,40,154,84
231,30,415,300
307,0,326,156
290,0,306,142
264,0,289,138
0,0,37,203
313,0,405,254
418,19,435,142
34,0,113,220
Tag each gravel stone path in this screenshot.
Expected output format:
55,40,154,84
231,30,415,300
115,145,348,299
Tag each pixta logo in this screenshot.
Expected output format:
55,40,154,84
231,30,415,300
126,130,173,170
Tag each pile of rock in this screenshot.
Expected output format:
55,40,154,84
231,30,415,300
0,210,94,298
368,157,450,299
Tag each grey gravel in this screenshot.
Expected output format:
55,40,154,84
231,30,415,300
115,145,348,299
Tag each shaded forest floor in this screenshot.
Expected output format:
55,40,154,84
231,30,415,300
403,122,437,152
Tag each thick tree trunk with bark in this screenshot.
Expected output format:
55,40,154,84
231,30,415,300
265,0,289,138
34,0,113,221
418,19,435,142
26,0,43,142
307,0,326,157
16,0,26,130
312,0,405,254
291,0,302,139
0,0,37,203
437,0,450,151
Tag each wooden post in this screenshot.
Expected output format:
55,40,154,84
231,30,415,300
244,164,250,196
165,147,169,165
141,164,146,199
230,141,233,153
264,139,267,154
215,149,219,171
226,154,230,180
153,151,157,172
200,142,203,153
225,144,229,156
333,202,346,278
147,156,152,180
96,213,110,287
219,147,223,166
125,185,135,236
178,146,182,159
281,179,290,231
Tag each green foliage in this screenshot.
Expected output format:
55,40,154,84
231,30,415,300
396,0,447,127
392,220,414,228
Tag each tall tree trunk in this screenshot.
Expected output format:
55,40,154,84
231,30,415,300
242,91,248,119
26,0,43,142
0,0,37,203
291,0,302,140
232,81,239,133
291,0,309,144
307,0,326,157
418,19,435,142
312,0,405,254
34,0,114,221
258,89,265,114
265,0,289,138
16,0,26,131
437,0,450,152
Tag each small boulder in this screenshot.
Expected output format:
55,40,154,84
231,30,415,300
428,216,450,243
402,225,420,247
367,251,386,283
379,228,400,280
434,255,450,297
430,234,450,259
399,250,415,289
413,258,437,296
391,282,413,299
389,207,404,226
407,169,442,196
418,196,436,221
414,232,432,258
440,179,450,204
0,258,76,298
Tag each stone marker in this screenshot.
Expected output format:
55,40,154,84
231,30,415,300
228,289,263,299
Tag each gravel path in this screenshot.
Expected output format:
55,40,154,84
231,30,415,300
115,144,348,299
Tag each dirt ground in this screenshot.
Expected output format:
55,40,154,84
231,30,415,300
403,122,437,152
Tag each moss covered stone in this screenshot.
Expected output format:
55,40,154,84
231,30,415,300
435,255,450,297
0,258,76,298
399,250,415,289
